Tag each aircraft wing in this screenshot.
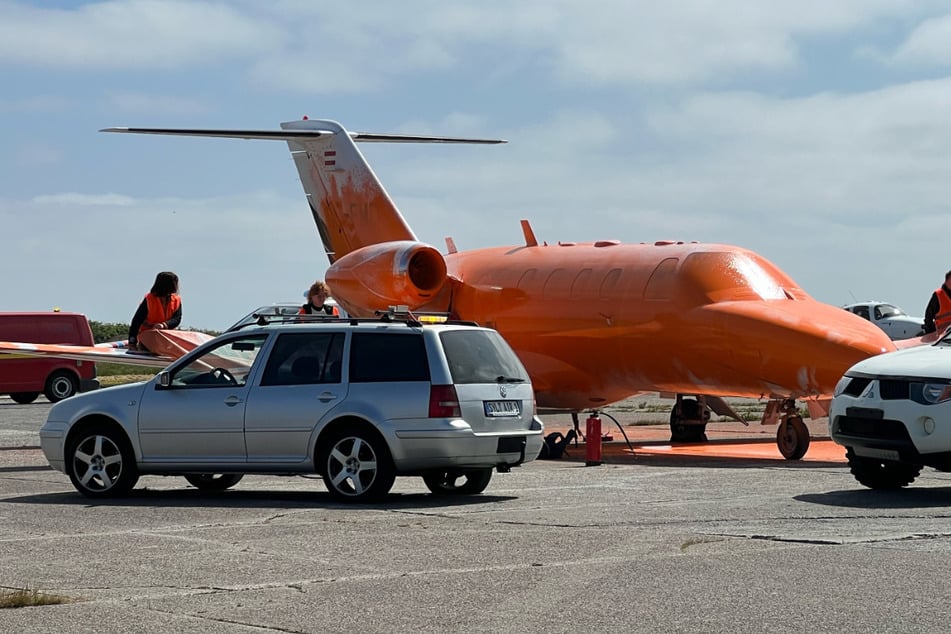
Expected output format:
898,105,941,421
0,341,171,368
0,330,214,369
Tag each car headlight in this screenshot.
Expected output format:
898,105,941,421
920,383,951,404
833,375,852,398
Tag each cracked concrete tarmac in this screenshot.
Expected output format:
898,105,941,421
3,396,951,632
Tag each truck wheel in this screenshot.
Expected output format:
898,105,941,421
44,370,78,402
846,448,922,489
10,392,40,404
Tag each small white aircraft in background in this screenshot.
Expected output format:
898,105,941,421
842,301,924,341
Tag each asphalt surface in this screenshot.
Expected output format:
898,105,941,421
3,396,951,633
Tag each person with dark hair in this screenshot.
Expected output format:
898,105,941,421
923,270,951,335
129,271,182,351
299,280,339,316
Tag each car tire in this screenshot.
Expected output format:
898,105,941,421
422,468,493,495
184,474,244,491
66,425,139,498
846,448,922,489
44,370,78,403
319,426,395,503
10,392,40,404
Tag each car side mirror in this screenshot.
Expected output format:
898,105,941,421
158,371,171,389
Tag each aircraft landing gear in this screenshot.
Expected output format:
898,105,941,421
772,399,810,460
670,396,709,442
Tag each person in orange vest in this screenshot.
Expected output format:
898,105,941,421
299,280,340,316
129,271,182,351
923,270,951,335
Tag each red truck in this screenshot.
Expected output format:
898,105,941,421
0,312,100,403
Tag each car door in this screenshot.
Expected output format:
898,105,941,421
244,331,347,463
137,333,269,464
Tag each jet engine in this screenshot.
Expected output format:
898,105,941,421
325,240,448,316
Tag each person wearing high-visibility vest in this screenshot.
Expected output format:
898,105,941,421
299,280,340,317
129,271,183,351
923,270,951,335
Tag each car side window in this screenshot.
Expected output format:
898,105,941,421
349,333,429,382
260,332,343,386
169,334,268,388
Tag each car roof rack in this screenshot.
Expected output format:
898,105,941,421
224,306,479,332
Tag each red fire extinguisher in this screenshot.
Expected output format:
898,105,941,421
585,412,602,466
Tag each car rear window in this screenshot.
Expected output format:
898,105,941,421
349,332,430,382
439,330,528,385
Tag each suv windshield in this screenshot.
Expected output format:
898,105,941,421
439,330,528,384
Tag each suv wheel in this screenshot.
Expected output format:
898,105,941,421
66,425,139,498
423,468,493,495
184,474,244,491
846,448,922,489
320,427,395,502
45,370,78,402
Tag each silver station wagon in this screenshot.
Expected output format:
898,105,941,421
40,314,544,502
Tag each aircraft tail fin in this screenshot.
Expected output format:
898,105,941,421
102,119,505,263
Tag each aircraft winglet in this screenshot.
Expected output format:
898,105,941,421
521,220,538,247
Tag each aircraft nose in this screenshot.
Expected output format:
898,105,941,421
702,299,896,398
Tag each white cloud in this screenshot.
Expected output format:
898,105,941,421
0,0,283,69
890,13,951,68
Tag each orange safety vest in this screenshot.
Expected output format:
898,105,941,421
138,293,182,335
935,287,951,332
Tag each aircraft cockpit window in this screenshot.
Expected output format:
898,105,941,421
680,252,792,303
876,304,902,320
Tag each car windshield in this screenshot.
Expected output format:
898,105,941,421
439,330,529,384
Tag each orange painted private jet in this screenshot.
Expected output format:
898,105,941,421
94,118,897,459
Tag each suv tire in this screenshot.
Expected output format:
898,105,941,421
10,392,40,404
320,425,396,503
846,448,922,489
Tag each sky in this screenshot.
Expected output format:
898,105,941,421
3,0,951,332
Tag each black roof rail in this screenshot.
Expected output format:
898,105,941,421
225,308,482,332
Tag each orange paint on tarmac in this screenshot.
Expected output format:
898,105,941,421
598,438,846,462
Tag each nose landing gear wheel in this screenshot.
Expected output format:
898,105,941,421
777,416,810,460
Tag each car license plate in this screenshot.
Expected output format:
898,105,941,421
853,446,901,461
484,400,520,417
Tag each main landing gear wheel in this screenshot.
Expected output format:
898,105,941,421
423,468,493,495
670,398,708,442
777,415,810,460
184,474,244,491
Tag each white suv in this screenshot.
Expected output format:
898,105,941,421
829,332,951,488
39,314,544,502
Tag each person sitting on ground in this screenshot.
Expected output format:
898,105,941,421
129,271,182,352
299,280,339,316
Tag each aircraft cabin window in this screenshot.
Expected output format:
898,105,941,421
855,306,870,320
644,258,678,300
599,268,622,300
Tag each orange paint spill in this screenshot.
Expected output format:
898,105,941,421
589,438,846,462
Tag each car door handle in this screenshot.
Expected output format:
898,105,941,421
318,392,338,403
224,395,244,407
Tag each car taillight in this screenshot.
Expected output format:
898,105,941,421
429,384,461,418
